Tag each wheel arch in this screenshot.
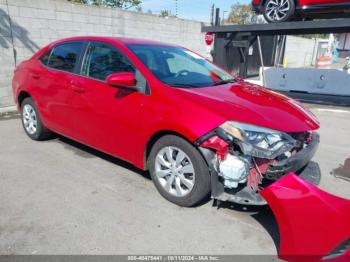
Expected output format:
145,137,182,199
143,129,215,171
18,90,31,108
261,0,298,7
144,130,193,169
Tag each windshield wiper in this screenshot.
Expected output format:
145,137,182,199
213,79,236,86
170,83,200,88
169,79,236,88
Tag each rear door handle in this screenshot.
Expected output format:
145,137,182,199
32,74,40,80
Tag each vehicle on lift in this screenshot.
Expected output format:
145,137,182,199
12,36,320,207
252,0,350,23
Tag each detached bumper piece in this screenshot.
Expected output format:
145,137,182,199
261,174,350,261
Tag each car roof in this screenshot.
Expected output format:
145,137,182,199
51,36,178,47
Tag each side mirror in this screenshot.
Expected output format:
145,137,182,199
106,72,138,91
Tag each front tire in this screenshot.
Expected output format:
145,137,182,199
263,0,295,23
148,135,211,207
21,97,52,140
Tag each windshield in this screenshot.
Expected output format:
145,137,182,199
127,44,235,88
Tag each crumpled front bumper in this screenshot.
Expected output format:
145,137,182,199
266,133,320,180
261,174,350,261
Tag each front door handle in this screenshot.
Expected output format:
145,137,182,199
72,86,86,94
70,80,85,93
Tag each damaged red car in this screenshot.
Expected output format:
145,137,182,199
13,36,320,208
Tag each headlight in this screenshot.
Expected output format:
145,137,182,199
220,121,296,159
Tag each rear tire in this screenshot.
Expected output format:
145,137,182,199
263,0,295,23
148,135,211,207
21,97,52,141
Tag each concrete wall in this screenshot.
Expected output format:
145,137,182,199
0,0,207,109
284,36,316,68
338,33,350,50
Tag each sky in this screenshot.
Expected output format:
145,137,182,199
140,0,250,22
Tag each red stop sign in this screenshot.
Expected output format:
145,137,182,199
205,32,214,46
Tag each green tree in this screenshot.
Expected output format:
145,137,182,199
159,10,174,18
68,0,142,9
226,2,264,25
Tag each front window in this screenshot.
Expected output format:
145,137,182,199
82,42,135,81
127,44,235,88
81,41,148,92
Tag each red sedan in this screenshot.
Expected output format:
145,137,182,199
252,0,350,23
12,36,320,208
12,35,350,261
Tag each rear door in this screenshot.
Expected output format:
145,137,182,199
34,41,86,137
68,41,147,161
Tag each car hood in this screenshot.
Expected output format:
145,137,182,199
174,82,320,133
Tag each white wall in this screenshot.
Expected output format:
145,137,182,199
284,36,316,68
338,33,350,50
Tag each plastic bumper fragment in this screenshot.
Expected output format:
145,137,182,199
201,135,229,160
260,173,350,261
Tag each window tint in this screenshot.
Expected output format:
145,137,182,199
127,44,235,88
47,42,84,73
39,50,51,65
167,52,208,76
82,42,135,81
134,50,158,71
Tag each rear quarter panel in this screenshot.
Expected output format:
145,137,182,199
12,46,49,108
12,60,33,108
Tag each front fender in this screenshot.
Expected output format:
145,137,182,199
261,174,350,261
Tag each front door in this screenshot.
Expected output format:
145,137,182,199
69,41,148,162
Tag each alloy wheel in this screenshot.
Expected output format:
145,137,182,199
266,0,290,22
154,146,195,197
22,104,38,135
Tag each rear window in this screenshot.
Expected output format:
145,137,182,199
47,42,84,73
